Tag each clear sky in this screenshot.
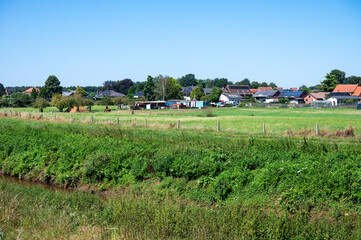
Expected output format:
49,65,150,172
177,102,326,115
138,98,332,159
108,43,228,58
0,0,360,88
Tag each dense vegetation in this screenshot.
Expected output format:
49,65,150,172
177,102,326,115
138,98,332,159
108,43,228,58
2,117,361,238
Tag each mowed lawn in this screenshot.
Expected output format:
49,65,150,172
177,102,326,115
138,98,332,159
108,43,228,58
2,106,361,135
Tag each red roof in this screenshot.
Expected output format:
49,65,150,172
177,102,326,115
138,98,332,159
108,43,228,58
258,87,273,91
352,86,361,96
24,87,40,93
290,87,298,91
333,84,358,93
250,89,259,94
223,85,252,96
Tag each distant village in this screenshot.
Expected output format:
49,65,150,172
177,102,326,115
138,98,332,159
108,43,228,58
1,69,361,110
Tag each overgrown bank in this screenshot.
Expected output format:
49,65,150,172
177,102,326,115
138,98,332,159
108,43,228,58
2,117,361,238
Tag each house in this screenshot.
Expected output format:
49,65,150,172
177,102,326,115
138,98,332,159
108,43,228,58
219,93,243,104
290,87,298,91
182,86,195,100
223,85,252,97
277,90,307,104
250,89,259,95
203,88,212,95
62,91,75,97
254,90,280,102
352,86,361,97
258,87,274,91
23,87,40,95
327,95,360,106
134,91,144,98
304,92,329,104
95,90,125,98
332,84,358,94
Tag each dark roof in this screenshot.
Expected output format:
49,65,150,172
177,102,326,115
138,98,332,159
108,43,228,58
203,88,212,94
331,95,360,100
284,91,305,98
254,90,278,97
222,93,243,99
96,90,125,98
330,92,350,96
182,86,195,96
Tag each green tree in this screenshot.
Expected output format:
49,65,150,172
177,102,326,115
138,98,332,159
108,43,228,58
51,94,67,112
75,86,88,97
299,85,311,95
144,75,156,100
41,75,62,99
330,69,346,84
235,78,251,86
127,86,135,98
0,95,9,107
250,81,260,89
259,82,268,87
269,82,277,88
320,73,339,92
166,78,183,100
30,88,38,101
213,78,229,88
345,76,361,85
11,93,31,107
33,97,49,112
177,74,197,87
0,83,5,96
190,84,205,100
207,87,222,102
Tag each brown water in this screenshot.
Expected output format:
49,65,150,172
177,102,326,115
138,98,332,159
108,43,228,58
0,174,74,193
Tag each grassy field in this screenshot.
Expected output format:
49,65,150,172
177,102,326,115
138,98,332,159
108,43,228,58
1,106,361,135
1,108,361,238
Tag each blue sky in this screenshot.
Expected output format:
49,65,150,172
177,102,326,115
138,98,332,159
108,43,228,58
0,0,360,88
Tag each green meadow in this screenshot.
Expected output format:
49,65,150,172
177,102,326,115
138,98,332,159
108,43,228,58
1,107,361,239
2,106,361,135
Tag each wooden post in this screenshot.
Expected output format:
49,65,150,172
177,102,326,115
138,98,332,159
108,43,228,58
116,117,119,125
54,114,56,121
217,121,220,132
71,115,73,122
263,123,266,134
10,110,12,116
145,119,147,127
316,123,319,136
177,120,180,129
28,113,31,118
91,116,93,123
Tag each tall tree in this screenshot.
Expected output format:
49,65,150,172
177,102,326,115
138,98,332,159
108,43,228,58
345,76,361,85
235,78,251,86
11,93,31,107
259,82,268,87
190,84,206,100
213,78,229,88
250,81,260,89
269,82,277,88
207,87,222,103
155,75,182,100
41,75,62,99
30,88,38,101
144,75,156,100
0,83,5,96
101,79,134,94
320,73,339,92
299,85,311,95
75,86,88,97
330,69,346,84
177,74,197,87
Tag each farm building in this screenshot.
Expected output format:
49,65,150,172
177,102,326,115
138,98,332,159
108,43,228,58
277,90,307,104
135,101,166,109
254,90,280,102
304,92,329,104
223,85,252,97
219,93,243,104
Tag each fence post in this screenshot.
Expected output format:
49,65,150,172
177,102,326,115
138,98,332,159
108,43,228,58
54,114,56,121
217,121,220,132
263,123,266,134
117,117,119,125
28,113,31,118
177,120,180,129
10,110,12,116
145,119,147,127
316,123,319,136
71,115,73,122
91,116,93,124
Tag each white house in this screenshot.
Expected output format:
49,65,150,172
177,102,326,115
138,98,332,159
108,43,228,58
219,93,243,104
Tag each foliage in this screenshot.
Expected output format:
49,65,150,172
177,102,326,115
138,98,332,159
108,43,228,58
51,94,67,112
320,73,339,92
102,79,134,95
97,95,113,106
207,87,223,103
10,92,31,107
155,75,183,100
33,97,49,112
40,75,62,99
234,78,251,86
0,83,5,96
278,98,290,104
75,87,88,97
345,75,361,85
190,85,205,100
213,78,229,88
177,73,198,87
143,76,156,100
250,81,260,89
0,96,9,107
30,88,38,101
330,69,346,84
299,85,311,95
